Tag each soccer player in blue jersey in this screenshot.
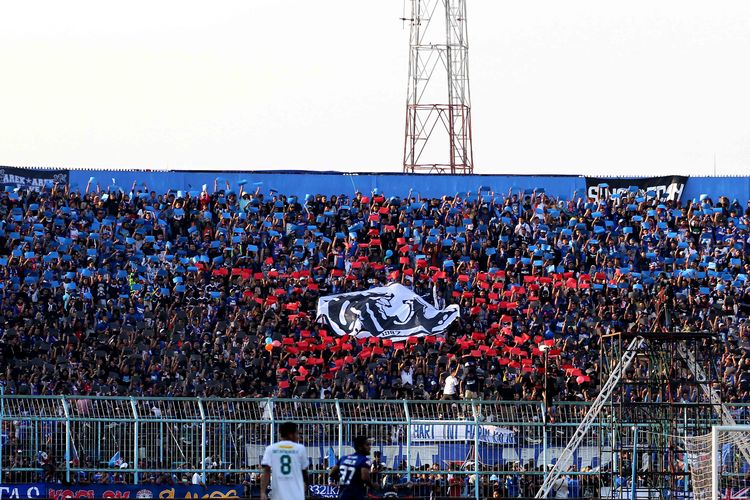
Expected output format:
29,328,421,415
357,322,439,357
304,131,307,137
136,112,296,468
329,436,377,500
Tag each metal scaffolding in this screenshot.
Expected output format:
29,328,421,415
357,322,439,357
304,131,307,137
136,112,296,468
536,336,644,498
402,0,474,174
594,331,721,499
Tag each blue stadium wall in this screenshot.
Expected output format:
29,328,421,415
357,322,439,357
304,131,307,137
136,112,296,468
54,170,750,202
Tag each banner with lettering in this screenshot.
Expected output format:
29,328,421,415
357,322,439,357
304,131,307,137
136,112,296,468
0,166,69,192
411,423,516,445
309,485,339,498
0,484,46,499
585,175,688,202
47,484,241,500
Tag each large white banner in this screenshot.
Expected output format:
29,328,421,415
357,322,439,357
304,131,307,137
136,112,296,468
316,283,459,340
411,423,516,445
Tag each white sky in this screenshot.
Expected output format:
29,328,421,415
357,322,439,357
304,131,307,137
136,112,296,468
1,0,750,176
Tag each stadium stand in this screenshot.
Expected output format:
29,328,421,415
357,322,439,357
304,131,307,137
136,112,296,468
1,177,748,410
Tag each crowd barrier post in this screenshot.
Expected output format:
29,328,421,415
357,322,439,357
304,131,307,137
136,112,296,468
129,398,139,484
198,398,206,487
403,400,411,483
61,398,71,484
541,401,548,485
1,385,5,483
334,400,343,465
268,398,276,454
473,400,480,500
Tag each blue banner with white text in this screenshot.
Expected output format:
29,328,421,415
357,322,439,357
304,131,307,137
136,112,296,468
46,484,240,500
0,484,46,499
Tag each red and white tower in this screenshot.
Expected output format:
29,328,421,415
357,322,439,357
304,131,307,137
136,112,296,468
403,0,474,174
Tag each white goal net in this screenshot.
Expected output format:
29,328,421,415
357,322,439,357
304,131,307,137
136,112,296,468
684,426,750,500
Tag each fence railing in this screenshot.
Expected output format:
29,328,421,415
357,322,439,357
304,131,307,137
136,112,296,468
0,396,547,498
1,395,745,499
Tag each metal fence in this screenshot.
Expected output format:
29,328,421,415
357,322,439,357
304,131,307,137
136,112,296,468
0,395,743,499
0,396,548,498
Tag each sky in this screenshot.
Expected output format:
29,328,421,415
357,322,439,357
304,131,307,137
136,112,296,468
1,0,750,176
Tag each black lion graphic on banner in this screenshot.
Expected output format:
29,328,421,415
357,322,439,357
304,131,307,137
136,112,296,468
316,284,459,340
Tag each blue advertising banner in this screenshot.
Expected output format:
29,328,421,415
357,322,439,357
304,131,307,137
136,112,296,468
0,165,746,204
66,170,585,201
309,484,339,498
0,484,46,499
63,169,750,206
47,484,240,500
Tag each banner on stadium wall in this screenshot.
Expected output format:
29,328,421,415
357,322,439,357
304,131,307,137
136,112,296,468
316,283,459,340
47,484,240,500
309,485,339,498
411,423,516,445
0,484,46,499
0,167,69,192
585,175,688,202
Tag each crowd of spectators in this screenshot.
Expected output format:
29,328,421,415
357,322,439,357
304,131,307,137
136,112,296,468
0,177,749,408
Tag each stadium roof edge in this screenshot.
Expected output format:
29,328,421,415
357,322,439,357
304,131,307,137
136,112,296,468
3,165,750,179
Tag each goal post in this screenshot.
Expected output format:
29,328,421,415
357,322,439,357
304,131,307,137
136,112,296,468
712,426,722,500
685,425,750,500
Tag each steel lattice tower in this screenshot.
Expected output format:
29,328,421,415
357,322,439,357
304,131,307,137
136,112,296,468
403,0,474,174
